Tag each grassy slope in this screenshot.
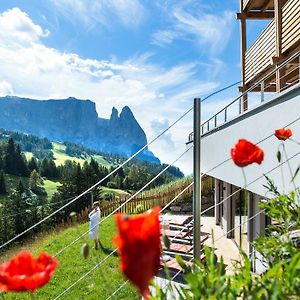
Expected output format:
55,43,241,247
51,142,111,168
51,142,84,166
43,179,61,200
1,218,138,300
24,152,33,161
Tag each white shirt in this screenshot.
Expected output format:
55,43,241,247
89,208,101,229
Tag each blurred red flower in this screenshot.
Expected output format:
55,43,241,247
0,251,58,292
274,128,292,141
113,207,161,300
231,139,264,167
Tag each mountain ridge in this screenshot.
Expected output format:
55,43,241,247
0,96,159,163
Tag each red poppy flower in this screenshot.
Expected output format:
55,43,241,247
0,251,58,292
113,207,161,300
274,128,292,141
231,139,264,167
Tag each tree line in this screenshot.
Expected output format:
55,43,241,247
0,128,53,160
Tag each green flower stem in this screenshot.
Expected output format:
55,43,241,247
30,293,35,300
282,144,298,194
279,144,286,193
242,168,248,253
162,252,176,298
96,257,116,300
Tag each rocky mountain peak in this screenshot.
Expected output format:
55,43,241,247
110,107,119,122
0,96,159,163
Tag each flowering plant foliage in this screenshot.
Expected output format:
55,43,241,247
114,207,161,299
230,139,264,167
152,132,300,299
0,251,58,292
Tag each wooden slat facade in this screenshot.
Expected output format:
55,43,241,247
282,0,300,53
245,21,276,83
244,0,300,85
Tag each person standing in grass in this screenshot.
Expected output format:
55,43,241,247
88,201,102,250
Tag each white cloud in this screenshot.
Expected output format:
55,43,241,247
174,8,233,55
152,30,182,47
151,118,175,148
0,7,222,173
152,4,234,56
0,8,49,48
51,0,145,29
0,80,14,96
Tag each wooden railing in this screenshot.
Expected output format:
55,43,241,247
282,0,300,53
244,0,300,84
57,176,214,228
245,20,276,84
98,179,194,217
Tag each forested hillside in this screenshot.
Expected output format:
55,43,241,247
0,129,184,248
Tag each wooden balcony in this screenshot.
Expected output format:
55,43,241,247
245,21,275,84
244,0,300,86
243,0,274,12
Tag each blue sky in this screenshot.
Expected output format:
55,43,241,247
0,0,266,173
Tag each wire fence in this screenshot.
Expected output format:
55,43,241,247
1,78,299,299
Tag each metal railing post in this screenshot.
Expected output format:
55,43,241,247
261,80,265,102
193,98,201,261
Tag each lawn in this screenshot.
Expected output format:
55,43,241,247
92,155,111,169
51,142,85,166
1,217,139,299
51,142,111,168
43,179,61,200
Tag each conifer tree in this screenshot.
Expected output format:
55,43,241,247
15,144,29,176
47,159,58,178
9,181,26,235
4,138,16,174
29,169,43,191
0,170,7,195
28,157,39,173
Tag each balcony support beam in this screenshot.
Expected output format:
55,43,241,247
275,0,284,92
239,4,248,111
236,12,274,19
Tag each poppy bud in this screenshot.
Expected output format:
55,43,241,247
81,243,90,259
163,234,170,250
